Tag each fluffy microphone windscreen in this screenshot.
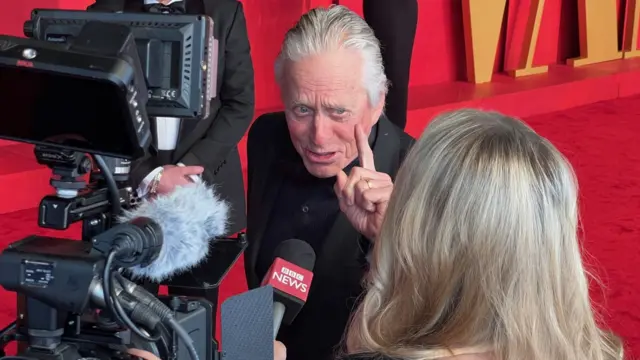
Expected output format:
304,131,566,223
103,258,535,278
119,181,229,281
273,239,316,271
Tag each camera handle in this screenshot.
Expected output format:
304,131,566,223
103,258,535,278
34,145,136,242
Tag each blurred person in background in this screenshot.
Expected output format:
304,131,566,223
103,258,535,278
88,0,254,299
334,0,418,130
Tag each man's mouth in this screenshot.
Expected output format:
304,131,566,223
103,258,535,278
305,149,337,163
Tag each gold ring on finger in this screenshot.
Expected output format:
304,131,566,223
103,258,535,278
365,178,372,189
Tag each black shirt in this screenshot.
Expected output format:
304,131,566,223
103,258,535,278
255,171,341,278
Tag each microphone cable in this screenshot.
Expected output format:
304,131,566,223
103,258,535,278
93,154,121,218
103,249,161,341
103,250,201,360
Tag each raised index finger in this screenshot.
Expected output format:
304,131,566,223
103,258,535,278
355,124,375,170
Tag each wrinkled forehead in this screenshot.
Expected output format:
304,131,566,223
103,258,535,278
281,50,367,100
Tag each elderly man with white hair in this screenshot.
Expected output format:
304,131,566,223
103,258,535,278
244,6,414,360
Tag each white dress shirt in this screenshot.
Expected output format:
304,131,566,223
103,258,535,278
135,0,200,197
137,116,184,197
143,0,182,4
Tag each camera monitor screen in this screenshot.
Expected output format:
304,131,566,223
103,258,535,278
26,9,217,120
0,35,151,159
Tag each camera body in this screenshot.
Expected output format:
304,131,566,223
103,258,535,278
4,295,214,360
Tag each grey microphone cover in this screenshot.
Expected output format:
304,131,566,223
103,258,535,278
221,285,274,360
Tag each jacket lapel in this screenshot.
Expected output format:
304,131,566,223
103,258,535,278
247,168,283,274
245,124,288,287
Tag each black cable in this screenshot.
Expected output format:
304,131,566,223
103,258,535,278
109,271,162,341
166,317,200,360
0,322,15,340
113,272,197,360
93,154,121,217
0,321,16,352
102,251,126,325
94,155,160,339
103,250,161,342
93,153,123,323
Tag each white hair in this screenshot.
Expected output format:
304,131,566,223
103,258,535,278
274,5,388,106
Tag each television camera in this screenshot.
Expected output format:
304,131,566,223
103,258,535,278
0,8,244,360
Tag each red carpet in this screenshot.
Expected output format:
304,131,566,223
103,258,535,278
0,96,638,357
522,96,640,357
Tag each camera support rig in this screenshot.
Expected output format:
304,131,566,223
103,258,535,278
34,145,137,242
0,146,142,360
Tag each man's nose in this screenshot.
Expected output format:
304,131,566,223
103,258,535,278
311,115,332,144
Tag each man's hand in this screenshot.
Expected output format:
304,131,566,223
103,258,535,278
334,124,393,241
274,341,287,360
155,165,204,195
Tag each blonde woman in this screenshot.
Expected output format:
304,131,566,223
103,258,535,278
337,109,623,360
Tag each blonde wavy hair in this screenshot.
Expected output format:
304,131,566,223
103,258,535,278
345,109,623,360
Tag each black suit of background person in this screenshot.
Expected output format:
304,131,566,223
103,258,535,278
335,0,418,130
244,113,414,360
87,0,254,301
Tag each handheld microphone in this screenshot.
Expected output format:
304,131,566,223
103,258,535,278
117,180,229,282
261,239,316,337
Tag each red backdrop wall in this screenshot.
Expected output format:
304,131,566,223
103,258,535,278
3,0,639,114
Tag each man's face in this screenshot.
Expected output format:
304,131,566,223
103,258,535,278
280,49,384,178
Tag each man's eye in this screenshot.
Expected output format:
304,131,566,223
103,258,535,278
295,106,310,115
334,108,346,115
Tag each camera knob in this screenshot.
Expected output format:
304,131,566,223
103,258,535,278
23,20,34,38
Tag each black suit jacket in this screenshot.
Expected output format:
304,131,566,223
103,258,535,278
90,0,255,234
245,112,414,360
